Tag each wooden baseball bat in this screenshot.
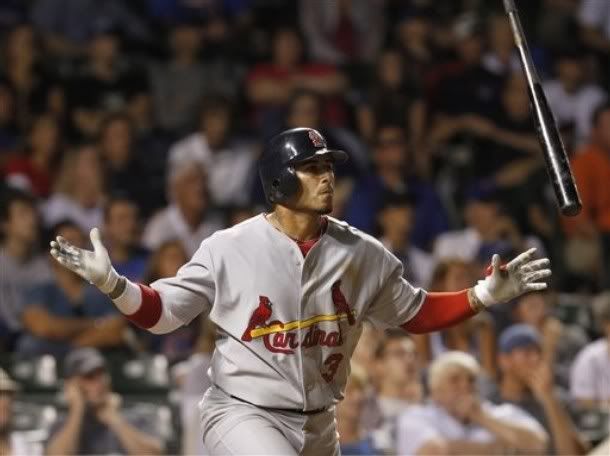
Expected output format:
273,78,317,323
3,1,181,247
503,0,582,216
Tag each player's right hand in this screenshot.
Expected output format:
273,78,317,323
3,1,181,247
50,228,120,294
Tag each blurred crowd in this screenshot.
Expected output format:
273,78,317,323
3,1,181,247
1,0,609,454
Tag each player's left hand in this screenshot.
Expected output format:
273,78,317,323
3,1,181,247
473,248,551,307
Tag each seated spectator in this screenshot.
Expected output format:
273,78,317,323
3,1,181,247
103,196,149,282
372,331,422,453
0,189,52,347
562,102,610,288
513,292,588,388
377,190,435,288
299,0,385,65
142,240,193,359
578,0,610,89
66,23,147,138
336,363,379,455
0,368,43,455
542,46,607,147
356,48,425,147
481,13,522,77
142,159,223,256
570,293,610,409
150,20,206,135
18,221,127,357
412,259,497,379
246,27,347,135
168,95,257,208
493,324,588,454
396,351,548,455
3,113,62,198
42,145,105,233
433,185,544,266
98,113,151,210
344,125,448,250
0,80,19,155
46,347,163,455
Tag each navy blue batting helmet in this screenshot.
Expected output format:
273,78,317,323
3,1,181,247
259,128,348,204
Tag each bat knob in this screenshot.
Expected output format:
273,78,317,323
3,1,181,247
560,200,582,217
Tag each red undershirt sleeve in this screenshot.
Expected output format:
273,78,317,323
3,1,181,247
400,289,477,334
123,284,163,329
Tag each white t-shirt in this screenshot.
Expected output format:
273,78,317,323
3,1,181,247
542,80,607,147
396,401,547,455
570,338,610,402
579,0,610,39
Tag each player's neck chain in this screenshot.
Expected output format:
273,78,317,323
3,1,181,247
264,213,324,243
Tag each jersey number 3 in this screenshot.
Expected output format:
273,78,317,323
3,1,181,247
321,353,344,383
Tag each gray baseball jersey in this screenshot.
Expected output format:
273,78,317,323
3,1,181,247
151,214,425,411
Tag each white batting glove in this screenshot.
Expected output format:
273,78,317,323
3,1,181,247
50,228,120,294
473,248,551,307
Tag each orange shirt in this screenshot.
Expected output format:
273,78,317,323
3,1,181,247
563,143,610,236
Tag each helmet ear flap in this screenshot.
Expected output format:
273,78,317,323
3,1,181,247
271,166,299,204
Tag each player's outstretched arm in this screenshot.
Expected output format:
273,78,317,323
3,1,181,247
50,228,182,334
403,248,551,334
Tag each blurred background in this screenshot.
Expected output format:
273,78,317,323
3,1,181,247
0,0,609,454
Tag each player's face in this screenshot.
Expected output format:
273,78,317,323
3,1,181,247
292,157,335,215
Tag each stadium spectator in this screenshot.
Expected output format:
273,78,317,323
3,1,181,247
356,48,426,147
168,95,257,208
246,27,347,135
142,158,222,256
372,331,422,453
66,23,146,139
493,324,588,454
102,196,149,282
344,124,448,250
578,0,610,56
396,351,548,455
0,368,43,455
482,13,522,77
0,80,19,155
299,0,385,64
42,145,105,233
149,21,206,135
46,347,163,455
0,189,51,347
142,240,194,360
1,23,49,130
542,46,607,147
97,113,151,210
570,292,610,409
376,189,435,288
412,258,497,379
562,102,610,288
513,292,588,388
4,114,62,198
393,7,436,77
336,363,379,455
18,221,126,357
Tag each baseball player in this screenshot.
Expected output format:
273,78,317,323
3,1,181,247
50,127,551,455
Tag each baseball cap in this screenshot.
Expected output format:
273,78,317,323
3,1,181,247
499,324,541,353
63,348,107,378
0,368,20,393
